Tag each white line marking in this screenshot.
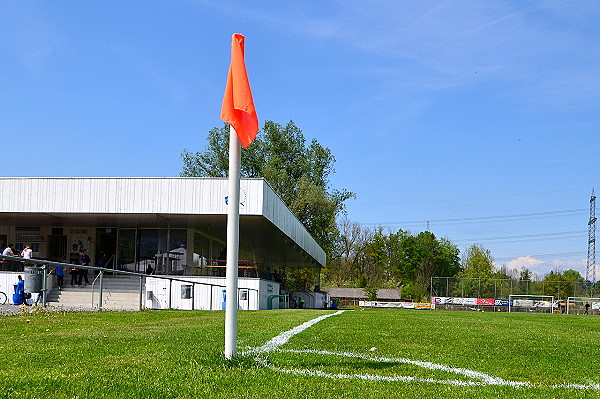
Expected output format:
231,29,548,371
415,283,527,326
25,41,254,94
244,310,599,391
244,310,345,355
280,349,525,386
272,366,490,387
275,349,528,388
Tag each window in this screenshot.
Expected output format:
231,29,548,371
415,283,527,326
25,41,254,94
15,227,40,253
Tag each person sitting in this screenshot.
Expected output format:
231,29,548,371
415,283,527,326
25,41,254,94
1,244,18,270
2,243,17,259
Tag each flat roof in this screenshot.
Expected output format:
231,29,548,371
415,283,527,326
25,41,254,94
0,177,325,268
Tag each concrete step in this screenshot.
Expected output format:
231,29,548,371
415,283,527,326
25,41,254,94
46,276,144,310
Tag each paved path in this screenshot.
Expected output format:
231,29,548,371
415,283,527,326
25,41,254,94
0,304,101,316
0,304,24,316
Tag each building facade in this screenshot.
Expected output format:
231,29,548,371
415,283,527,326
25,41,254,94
0,177,325,309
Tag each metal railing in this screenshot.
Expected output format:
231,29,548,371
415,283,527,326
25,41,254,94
0,255,259,311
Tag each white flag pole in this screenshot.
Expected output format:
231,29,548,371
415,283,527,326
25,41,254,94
225,124,241,359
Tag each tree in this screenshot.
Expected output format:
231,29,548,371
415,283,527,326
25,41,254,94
458,244,495,297
325,223,460,300
405,232,461,300
181,120,354,262
540,269,585,299
460,244,494,277
323,218,373,286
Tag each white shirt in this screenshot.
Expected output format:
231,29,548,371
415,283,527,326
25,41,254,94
21,248,33,259
2,247,15,257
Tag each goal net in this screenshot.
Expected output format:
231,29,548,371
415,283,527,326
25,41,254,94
566,297,600,315
508,295,554,313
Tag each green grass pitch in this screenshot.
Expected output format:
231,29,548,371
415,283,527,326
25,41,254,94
0,308,597,398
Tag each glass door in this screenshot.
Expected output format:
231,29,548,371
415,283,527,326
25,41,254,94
118,229,137,272
96,228,118,270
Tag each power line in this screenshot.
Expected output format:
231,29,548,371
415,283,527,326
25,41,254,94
352,188,586,206
452,230,587,245
494,251,586,263
359,208,587,227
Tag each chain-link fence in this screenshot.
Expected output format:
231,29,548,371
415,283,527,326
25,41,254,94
431,277,594,300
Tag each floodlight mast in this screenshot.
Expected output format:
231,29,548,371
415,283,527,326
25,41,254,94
586,188,596,288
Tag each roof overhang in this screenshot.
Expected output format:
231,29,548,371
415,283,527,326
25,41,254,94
0,177,326,268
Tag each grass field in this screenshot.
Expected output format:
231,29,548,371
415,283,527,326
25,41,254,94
0,308,598,398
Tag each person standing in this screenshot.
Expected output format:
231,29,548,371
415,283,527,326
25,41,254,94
15,275,30,306
21,243,33,261
34,290,44,306
78,250,91,286
69,265,79,286
97,250,107,268
54,264,65,290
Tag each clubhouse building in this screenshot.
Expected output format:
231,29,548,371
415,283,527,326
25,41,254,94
0,177,327,310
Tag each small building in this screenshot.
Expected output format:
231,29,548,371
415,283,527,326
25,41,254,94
0,177,325,310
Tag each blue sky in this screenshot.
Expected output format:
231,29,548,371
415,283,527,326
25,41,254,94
1,1,599,279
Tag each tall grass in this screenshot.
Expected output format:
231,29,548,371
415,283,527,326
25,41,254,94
0,308,597,398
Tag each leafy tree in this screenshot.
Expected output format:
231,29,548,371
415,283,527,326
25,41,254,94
460,244,494,277
181,121,354,256
458,244,495,297
325,223,460,300
409,232,461,300
512,268,535,295
363,229,387,285
592,280,600,297
519,268,534,280
540,269,585,299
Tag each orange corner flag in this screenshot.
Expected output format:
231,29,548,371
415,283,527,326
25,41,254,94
220,33,258,148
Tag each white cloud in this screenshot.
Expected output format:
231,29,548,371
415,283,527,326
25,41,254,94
501,255,588,279
505,255,544,270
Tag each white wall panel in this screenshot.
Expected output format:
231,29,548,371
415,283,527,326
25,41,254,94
0,177,266,215
0,177,324,266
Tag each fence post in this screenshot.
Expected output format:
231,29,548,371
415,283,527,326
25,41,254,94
169,279,173,309
139,275,144,311
42,264,47,309
191,283,195,311
99,270,104,309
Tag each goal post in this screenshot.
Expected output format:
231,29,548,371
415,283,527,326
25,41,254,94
566,297,600,315
508,294,554,313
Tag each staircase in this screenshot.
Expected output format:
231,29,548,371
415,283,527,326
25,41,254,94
46,275,143,311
